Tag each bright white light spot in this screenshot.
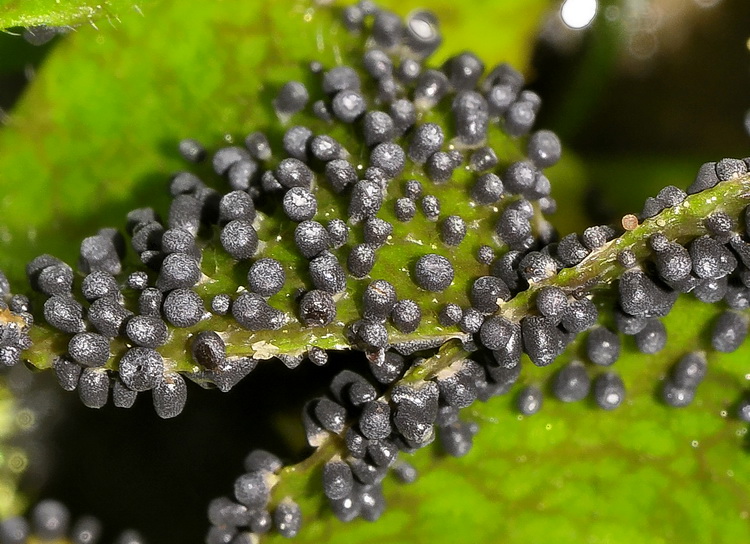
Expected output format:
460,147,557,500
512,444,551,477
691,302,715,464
560,0,598,29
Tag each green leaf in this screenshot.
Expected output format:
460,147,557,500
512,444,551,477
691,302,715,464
267,296,750,544
0,0,550,285
255,174,750,544
0,0,554,383
0,0,157,30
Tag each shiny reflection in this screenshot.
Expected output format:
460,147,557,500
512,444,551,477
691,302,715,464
561,0,598,29
404,10,441,58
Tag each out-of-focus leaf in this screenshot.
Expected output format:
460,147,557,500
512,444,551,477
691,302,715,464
0,0,157,30
0,379,27,519
587,157,706,220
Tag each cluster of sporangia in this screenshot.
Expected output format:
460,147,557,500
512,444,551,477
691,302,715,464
1,1,750,542
0,500,144,544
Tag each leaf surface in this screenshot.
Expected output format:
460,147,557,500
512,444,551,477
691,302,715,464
0,0,157,30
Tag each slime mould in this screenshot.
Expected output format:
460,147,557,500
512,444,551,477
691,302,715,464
0,1,750,542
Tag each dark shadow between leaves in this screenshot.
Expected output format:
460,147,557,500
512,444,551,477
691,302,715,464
28,350,370,543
